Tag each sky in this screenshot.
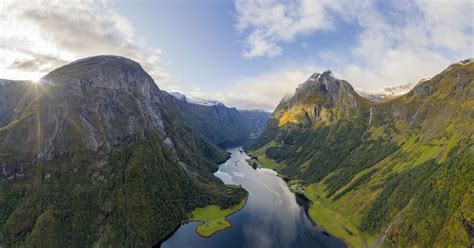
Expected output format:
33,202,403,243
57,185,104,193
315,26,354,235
0,0,473,111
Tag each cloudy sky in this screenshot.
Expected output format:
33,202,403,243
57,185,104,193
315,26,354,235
1,0,473,111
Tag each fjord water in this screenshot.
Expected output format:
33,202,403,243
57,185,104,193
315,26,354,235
161,148,346,248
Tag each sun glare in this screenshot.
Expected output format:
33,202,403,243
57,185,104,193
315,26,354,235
31,78,45,86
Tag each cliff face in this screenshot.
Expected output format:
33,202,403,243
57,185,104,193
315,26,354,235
249,59,474,247
2,56,167,162
167,91,270,147
273,70,372,127
0,80,31,127
0,56,246,247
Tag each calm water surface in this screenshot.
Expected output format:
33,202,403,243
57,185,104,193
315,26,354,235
161,148,346,248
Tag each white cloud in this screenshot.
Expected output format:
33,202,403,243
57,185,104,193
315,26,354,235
236,0,473,60
340,0,474,90
234,0,474,105
235,0,339,58
0,0,168,82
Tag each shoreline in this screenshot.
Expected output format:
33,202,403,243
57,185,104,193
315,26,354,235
189,149,250,238
156,187,249,246
292,187,351,248
302,194,359,248
193,194,249,238
153,221,187,248
156,149,246,247
245,149,352,248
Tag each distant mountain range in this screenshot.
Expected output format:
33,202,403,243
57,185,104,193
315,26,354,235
168,92,225,107
248,58,473,247
0,56,248,246
167,91,270,147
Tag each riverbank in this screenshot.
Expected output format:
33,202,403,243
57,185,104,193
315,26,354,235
247,149,374,248
304,184,375,248
189,194,249,237
246,144,279,169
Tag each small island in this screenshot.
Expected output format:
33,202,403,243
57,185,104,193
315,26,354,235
188,195,248,237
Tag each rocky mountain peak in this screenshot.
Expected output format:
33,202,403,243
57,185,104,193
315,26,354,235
285,70,358,109
308,70,333,80
40,55,157,94
273,71,368,126
0,55,169,164
321,69,333,76
297,70,353,95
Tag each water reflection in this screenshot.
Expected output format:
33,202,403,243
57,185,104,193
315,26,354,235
161,148,346,248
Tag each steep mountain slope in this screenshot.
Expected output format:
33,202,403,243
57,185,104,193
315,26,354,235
248,60,473,247
0,56,246,247
167,92,270,147
0,80,31,127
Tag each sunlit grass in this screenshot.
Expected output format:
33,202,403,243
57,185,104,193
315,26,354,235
304,184,376,248
247,142,279,169
189,195,248,237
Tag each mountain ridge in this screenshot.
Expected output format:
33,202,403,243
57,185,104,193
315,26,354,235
0,55,247,246
248,58,473,247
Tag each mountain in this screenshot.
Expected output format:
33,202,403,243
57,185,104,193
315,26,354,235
0,56,246,247
167,91,270,147
248,59,473,247
272,70,372,127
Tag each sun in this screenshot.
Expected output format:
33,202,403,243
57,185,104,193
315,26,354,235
31,78,44,85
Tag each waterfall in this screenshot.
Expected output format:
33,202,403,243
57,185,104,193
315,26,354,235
375,210,404,247
367,107,374,129
375,221,394,247
361,108,374,142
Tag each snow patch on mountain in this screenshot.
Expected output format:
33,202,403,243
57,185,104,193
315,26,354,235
187,97,225,107
168,91,225,107
239,108,269,113
168,92,186,101
356,82,417,101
